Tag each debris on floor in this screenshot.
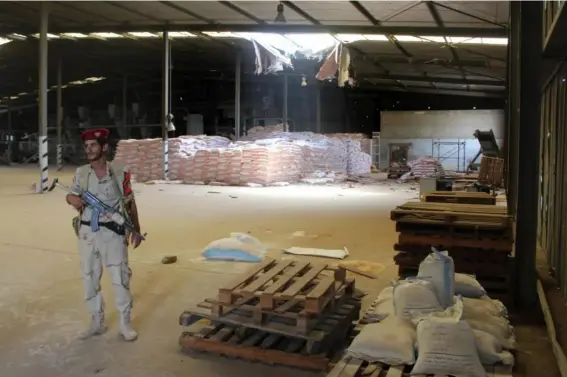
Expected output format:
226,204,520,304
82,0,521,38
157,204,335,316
283,246,349,259
338,260,386,278
202,233,268,262
338,263,378,279
161,256,178,264
145,180,183,185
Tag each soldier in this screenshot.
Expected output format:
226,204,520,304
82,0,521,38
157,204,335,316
66,128,142,341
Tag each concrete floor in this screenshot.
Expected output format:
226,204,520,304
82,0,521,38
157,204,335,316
0,166,558,377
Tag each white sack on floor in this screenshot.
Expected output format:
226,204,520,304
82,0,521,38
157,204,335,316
368,286,394,321
202,233,267,262
393,279,442,321
283,247,348,259
463,297,508,318
474,329,515,365
347,316,417,365
465,317,515,350
455,273,487,298
411,298,485,377
417,248,455,308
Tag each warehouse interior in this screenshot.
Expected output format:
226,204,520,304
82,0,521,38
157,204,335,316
0,1,565,377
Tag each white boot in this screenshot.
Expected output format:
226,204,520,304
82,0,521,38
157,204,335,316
119,311,138,341
79,314,107,340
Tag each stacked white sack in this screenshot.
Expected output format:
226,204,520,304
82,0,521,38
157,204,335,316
409,156,445,178
345,139,372,175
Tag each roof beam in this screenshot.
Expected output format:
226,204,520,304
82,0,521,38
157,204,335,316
364,74,504,87
349,1,412,59
359,84,505,98
425,1,470,91
0,23,509,37
219,1,266,24
430,1,507,28
158,1,216,24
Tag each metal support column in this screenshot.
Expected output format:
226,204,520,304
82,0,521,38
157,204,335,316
515,1,542,307
161,31,170,180
283,73,288,132
38,2,49,192
56,58,63,171
122,74,128,139
234,51,241,140
6,107,12,165
507,2,521,214
316,85,321,133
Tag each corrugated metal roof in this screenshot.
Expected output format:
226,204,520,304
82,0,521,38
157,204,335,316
0,1,510,100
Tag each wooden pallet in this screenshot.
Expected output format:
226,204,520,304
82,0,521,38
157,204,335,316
327,356,513,377
191,278,355,336
179,297,361,370
217,259,348,314
423,191,497,205
394,251,512,276
393,244,512,260
397,233,512,251
391,202,510,229
395,222,512,239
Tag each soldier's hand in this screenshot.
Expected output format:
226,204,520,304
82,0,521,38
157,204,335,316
67,195,84,211
129,233,142,249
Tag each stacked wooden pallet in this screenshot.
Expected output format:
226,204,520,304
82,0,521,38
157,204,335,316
391,201,513,301
179,259,360,370
479,156,505,187
422,191,496,205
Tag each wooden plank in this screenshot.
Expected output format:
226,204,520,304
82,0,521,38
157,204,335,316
240,330,267,347
178,333,330,371
239,260,294,296
398,233,512,250
305,276,336,314
367,364,384,377
260,333,281,349
279,265,328,300
395,201,508,213
262,262,310,296
211,326,235,342
218,258,277,303
183,309,327,341
338,358,364,377
384,365,404,377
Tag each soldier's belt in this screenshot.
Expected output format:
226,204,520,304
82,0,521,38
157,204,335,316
80,220,125,236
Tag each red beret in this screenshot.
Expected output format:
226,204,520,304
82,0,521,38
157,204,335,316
81,128,110,142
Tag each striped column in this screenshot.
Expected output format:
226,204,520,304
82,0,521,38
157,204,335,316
163,138,168,180
56,144,63,171
39,136,49,192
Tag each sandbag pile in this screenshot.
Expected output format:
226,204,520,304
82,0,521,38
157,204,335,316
114,132,371,185
408,156,445,178
114,136,232,181
349,248,514,375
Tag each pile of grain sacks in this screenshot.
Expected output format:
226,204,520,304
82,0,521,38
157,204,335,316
347,249,514,376
114,132,372,186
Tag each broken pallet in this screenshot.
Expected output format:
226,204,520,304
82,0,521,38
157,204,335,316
422,191,496,205
217,258,349,314
327,356,513,377
179,297,361,370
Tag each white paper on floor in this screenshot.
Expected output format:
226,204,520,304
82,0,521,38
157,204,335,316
283,247,349,259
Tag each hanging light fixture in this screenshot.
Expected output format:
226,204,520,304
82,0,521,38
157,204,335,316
166,113,176,132
301,75,307,87
274,2,286,23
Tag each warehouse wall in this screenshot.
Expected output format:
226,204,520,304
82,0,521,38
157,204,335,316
379,109,505,170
